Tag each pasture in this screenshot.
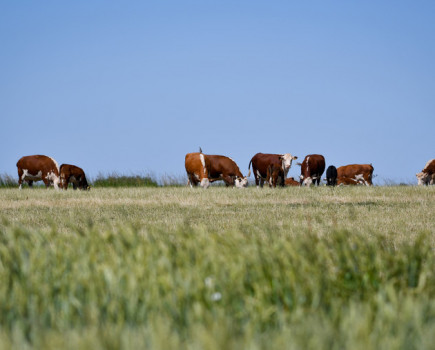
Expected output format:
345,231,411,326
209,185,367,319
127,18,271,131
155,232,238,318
0,186,434,349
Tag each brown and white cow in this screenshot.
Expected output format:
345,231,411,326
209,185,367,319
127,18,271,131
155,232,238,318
266,163,285,188
299,154,325,186
336,164,374,186
59,164,90,190
416,159,435,185
206,155,248,188
16,155,60,189
185,152,211,188
285,177,301,187
248,153,298,188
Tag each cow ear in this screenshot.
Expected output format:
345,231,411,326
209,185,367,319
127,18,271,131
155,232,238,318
293,156,298,160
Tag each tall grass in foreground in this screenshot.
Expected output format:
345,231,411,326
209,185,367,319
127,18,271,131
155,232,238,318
0,222,434,349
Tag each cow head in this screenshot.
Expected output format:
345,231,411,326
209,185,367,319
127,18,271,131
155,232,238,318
300,175,313,186
280,154,298,176
79,176,90,190
416,172,430,186
234,176,248,188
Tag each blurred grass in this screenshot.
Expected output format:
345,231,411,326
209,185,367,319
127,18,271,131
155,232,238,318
0,186,434,349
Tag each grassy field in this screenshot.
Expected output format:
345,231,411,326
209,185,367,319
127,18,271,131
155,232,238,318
0,186,434,349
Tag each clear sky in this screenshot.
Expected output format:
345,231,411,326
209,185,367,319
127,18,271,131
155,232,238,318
1,1,434,184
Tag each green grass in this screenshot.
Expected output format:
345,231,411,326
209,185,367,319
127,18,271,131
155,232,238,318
0,186,434,349
92,173,159,188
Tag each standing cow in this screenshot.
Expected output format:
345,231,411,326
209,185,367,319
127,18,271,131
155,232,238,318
337,164,374,186
59,164,90,190
206,154,248,188
185,152,211,188
16,155,60,189
248,153,298,188
416,159,435,186
299,154,325,186
325,165,338,186
266,163,285,188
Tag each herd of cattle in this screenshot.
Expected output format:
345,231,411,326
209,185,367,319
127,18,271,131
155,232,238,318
14,153,435,190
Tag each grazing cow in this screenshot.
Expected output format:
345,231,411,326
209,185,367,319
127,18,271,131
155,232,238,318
206,155,248,188
325,165,338,186
248,153,298,188
285,177,301,187
299,154,325,186
416,159,435,186
185,152,211,188
266,163,285,188
59,164,90,190
16,155,60,189
337,164,374,186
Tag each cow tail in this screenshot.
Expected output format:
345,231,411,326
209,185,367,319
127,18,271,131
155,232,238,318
247,160,252,177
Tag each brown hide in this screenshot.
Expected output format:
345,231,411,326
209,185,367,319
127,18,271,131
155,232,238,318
206,155,246,187
285,177,301,187
185,152,211,188
337,164,374,186
300,154,325,186
16,155,60,189
266,163,284,188
248,153,297,188
59,164,90,190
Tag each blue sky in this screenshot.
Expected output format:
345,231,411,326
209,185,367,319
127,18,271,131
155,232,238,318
1,1,434,184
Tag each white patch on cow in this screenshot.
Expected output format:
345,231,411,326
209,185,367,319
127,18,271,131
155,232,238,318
303,177,313,186
194,173,200,181
234,177,248,188
45,171,60,190
22,169,42,181
200,178,210,189
199,153,207,175
47,156,60,173
257,170,262,178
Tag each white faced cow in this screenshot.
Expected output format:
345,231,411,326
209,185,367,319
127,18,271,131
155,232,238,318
16,155,61,190
248,153,298,188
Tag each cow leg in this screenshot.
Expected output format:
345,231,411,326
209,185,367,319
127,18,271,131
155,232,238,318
188,174,199,187
260,178,264,188
222,175,234,187
18,169,24,189
252,167,260,188
28,180,33,187
43,178,51,188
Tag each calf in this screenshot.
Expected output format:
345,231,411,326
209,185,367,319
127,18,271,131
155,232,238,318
299,154,325,186
285,177,301,187
206,154,248,188
248,153,298,188
266,163,285,188
185,152,211,188
16,155,60,189
416,159,435,186
59,164,90,190
325,165,338,186
337,164,374,186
